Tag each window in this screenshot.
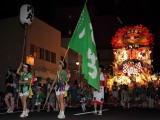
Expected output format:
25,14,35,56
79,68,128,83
30,44,37,57
37,47,40,59
40,48,44,60
30,45,58,64
51,52,56,63
30,44,34,56
45,50,50,62
61,56,64,61
33,46,37,58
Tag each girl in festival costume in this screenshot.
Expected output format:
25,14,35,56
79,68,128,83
17,63,32,118
34,85,45,112
31,81,38,112
78,82,88,112
64,90,69,108
4,67,15,113
53,61,67,119
35,88,41,112
64,81,70,108
93,66,105,116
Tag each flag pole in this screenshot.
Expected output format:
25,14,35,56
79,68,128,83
63,48,69,62
43,75,56,109
85,0,88,4
16,23,28,109
43,48,69,109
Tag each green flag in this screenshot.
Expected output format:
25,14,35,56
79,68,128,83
68,4,100,90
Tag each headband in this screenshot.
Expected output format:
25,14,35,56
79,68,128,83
23,64,28,68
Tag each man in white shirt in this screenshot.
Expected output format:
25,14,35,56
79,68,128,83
93,66,106,116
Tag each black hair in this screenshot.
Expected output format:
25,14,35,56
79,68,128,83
60,61,67,70
37,77,42,82
12,69,17,74
74,80,78,85
7,67,13,72
51,89,55,93
99,65,103,69
114,81,117,84
63,61,67,70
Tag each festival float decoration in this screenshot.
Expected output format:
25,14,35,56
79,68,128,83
107,24,157,88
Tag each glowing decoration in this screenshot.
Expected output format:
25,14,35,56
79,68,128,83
20,4,34,25
122,61,142,76
111,24,153,48
108,24,156,88
151,74,157,81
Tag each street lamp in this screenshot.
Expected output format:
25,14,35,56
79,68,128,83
76,61,81,84
76,61,80,65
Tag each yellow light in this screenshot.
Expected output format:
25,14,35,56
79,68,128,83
26,56,34,65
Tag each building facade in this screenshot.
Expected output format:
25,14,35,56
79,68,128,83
0,16,67,91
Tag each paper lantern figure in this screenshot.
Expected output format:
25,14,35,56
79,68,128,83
20,4,34,25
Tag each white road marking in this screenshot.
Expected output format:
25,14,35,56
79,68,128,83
74,109,109,115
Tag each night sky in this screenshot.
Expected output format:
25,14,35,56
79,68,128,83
0,0,160,71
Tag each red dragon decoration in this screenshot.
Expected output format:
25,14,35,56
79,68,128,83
111,24,154,48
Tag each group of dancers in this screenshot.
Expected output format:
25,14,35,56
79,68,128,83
4,61,106,119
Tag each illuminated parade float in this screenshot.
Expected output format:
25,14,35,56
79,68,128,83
107,24,158,88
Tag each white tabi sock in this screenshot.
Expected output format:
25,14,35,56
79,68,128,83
61,111,64,115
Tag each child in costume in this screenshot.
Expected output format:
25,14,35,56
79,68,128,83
47,90,56,112
35,85,44,112
78,82,88,112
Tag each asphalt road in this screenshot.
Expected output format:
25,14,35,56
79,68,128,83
0,106,160,120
